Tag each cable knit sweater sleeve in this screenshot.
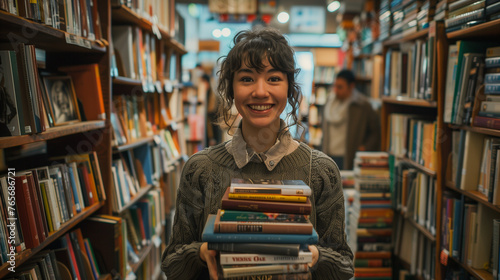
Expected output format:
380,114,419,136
161,153,211,279
311,151,354,280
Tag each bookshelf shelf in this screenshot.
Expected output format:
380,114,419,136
383,29,428,46
113,76,143,87
111,4,186,54
406,215,436,242
449,256,493,280
0,201,105,279
113,136,154,152
116,184,155,214
0,10,106,53
0,120,106,149
451,125,500,138
130,241,155,273
356,76,372,82
395,155,437,177
444,184,500,214
382,96,438,108
447,18,500,40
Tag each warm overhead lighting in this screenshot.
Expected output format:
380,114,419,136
327,1,340,12
277,11,290,23
222,28,231,37
212,29,222,38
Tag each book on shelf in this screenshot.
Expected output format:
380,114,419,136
202,214,318,244
213,209,313,234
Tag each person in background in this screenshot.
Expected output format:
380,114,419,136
162,27,354,280
322,69,381,170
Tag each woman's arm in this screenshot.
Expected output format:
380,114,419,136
161,157,209,279
311,155,354,280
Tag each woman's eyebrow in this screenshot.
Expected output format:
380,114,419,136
236,68,254,74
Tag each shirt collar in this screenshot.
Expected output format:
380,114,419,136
225,120,299,171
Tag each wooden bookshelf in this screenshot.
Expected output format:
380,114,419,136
113,136,154,152
449,257,493,280
394,155,438,177
130,241,155,274
383,29,427,46
406,216,436,243
0,121,106,149
381,96,438,108
451,124,500,138
113,76,143,87
444,183,500,214
0,201,105,279
116,184,155,214
0,10,106,53
447,18,500,40
356,76,372,83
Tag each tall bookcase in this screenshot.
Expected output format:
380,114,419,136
379,15,500,280
0,0,187,279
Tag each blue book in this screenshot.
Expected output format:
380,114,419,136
67,166,81,213
451,198,463,259
202,214,318,244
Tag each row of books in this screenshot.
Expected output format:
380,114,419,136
387,114,439,172
0,0,102,41
313,66,335,84
440,192,500,273
445,44,500,128
379,0,434,41
202,178,316,279
4,228,103,280
450,130,500,204
0,46,106,137
442,0,499,33
383,38,435,100
391,161,438,235
0,152,105,264
393,216,436,279
354,152,393,280
111,0,172,33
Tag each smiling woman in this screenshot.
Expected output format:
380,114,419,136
162,27,354,280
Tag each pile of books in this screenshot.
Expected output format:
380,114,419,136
353,152,393,280
201,178,318,279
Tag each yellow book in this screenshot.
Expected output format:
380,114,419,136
228,193,307,203
39,181,54,232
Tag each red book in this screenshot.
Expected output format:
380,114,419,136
221,188,312,215
24,172,47,242
473,115,500,130
78,162,96,205
14,175,40,249
64,234,82,280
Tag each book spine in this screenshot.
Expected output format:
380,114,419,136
221,199,311,215
485,84,500,94
231,187,311,196
228,193,307,203
219,252,312,265
224,272,312,280
14,175,40,249
207,243,300,256
486,73,500,84
220,211,309,223
223,263,309,278
214,221,313,234
473,116,500,129
486,57,500,68
203,231,318,245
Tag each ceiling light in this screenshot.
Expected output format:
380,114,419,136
327,1,340,12
277,11,289,24
212,29,222,38
222,28,231,37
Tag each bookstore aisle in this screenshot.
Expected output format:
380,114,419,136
0,0,188,279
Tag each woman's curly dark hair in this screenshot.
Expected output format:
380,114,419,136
216,27,302,133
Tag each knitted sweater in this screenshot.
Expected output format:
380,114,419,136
161,142,354,279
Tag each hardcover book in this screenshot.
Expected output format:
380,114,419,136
214,209,313,234
230,178,311,196
221,188,312,215
202,214,318,244
219,250,312,265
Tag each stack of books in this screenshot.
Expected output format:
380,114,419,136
201,178,318,279
445,0,486,33
353,152,393,280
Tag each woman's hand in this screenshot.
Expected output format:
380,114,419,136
308,245,319,268
200,242,218,280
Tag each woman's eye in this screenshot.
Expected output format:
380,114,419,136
240,77,253,82
269,76,282,82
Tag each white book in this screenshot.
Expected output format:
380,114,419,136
223,263,309,278
480,101,500,113
220,250,313,265
230,178,311,196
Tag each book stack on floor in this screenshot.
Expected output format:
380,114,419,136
353,152,393,280
202,179,317,280
341,170,361,255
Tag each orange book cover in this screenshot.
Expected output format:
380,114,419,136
59,64,106,121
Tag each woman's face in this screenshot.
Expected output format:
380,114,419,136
233,58,288,132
